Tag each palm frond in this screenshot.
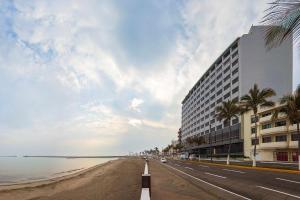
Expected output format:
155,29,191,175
262,0,300,49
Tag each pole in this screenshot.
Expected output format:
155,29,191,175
210,123,213,162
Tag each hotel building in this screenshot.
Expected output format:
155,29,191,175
242,103,299,162
181,26,293,157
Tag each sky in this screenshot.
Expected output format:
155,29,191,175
0,0,299,156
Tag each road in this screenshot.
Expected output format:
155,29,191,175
154,159,300,200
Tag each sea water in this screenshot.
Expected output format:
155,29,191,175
0,156,117,184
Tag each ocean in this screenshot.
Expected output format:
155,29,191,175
0,156,117,184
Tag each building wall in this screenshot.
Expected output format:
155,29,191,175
181,25,293,157
239,26,293,100
242,103,299,162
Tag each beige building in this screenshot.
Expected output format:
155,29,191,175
242,103,299,162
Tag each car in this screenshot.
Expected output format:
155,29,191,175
160,158,167,163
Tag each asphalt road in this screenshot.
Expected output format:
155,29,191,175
155,159,300,200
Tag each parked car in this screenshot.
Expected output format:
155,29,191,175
160,158,167,163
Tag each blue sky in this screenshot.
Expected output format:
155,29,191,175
0,0,299,155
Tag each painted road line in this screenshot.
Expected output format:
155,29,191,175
174,164,181,167
164,164,251,200
198,164,209,168
205,172,227,179
222,169,245,174
276,177,300,184
257,186,300,199
185,167,194,170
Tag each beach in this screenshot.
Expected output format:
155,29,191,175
0,158,144,200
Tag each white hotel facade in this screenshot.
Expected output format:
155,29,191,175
181,26,293,157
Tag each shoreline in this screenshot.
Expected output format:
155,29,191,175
0,159,116,191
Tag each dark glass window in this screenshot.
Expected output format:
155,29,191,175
232,59,238,67
262,123,272,129
232,86,239,94
224,74,231,82
232,77,239,84
262,136,272,143
223,92,230,99
275,121,286,127
224,83,231,91
275,135,287,142
251,127,256,134
291,133,299,141
232,68,238,75
261,112,272,117
232,118,238,124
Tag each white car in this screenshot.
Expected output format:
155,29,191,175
160,158,167,163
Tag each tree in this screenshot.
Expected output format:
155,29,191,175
192,136,206,146
240,84,276,167
272,85,300,170
215,100,241,165
154,147,159,155
262,0,300,49
186,137,195,146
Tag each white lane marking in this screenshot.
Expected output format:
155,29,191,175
276,178,300,184
257,186,300,199
185,167,194,170
222,169,245,174
205,172,227,179
164,164,251,200
199,164,209,168
174,164,180,167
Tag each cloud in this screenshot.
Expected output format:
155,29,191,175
0,0,283,155
129,98,144,112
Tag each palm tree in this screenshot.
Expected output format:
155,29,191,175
262,0,300,49
215,100,241,165
272,85,300,170
240,84,276,167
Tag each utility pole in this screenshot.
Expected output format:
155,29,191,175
209,123,213,162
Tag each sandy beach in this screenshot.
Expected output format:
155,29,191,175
0,158,144,200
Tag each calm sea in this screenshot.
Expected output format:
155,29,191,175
0,157,117,184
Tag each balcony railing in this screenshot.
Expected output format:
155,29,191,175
258,141,288,149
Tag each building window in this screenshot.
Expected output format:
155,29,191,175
232,67,238,75
216,81,222,87
251,139,259,145
291,133,299,141
261,112,272,117
224,83,231,91
275,135,287,142
210,119,215,124
262,123,272,129
217,98,222,104
232,77,239,84
232,86,239,94
224,66,231,74
232,118,238,124
251,127,256,134
224,74,231,82
251,116,258,123
217,125,222,130
231,51,238,59
262,136,272,143
223,92,230,99
232,59,238,67
275,121,286,127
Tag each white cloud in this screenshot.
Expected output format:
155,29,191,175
0,0,276,155
129,98,144,112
